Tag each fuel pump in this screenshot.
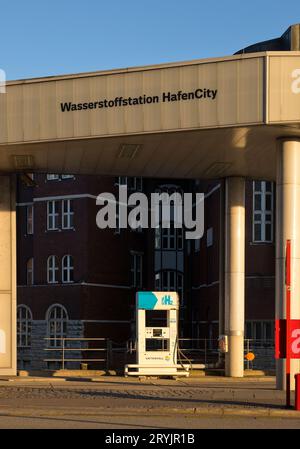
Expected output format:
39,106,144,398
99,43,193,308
125,291,190,377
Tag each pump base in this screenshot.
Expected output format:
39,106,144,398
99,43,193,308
125,364,190,377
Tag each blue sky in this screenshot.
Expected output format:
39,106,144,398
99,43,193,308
1,0,300,80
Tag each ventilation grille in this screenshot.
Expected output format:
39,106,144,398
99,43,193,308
11,155,35,170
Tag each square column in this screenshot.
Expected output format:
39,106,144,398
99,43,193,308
276,138,300,390
224,177,245,377
0,175,16,375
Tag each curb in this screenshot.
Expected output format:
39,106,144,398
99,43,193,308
1,375,275,383
0,405,299,419
0,377,67,383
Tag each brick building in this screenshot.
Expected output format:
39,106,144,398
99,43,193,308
16,174,275,370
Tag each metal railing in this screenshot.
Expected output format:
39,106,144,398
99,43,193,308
41,337,275,371
178,338,219,366
244,338,275,370
126,338,275,370
44,337,109,370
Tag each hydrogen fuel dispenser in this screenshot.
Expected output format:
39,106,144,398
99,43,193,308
125,292,190,377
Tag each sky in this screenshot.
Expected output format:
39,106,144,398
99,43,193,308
1,0,300,80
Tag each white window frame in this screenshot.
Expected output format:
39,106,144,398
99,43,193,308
46,304,68,348
61,174,74,179
47,200,59,230
162,227,176,250
131,253,143,288
62,255,74,283
26,258,34,285
17,305,32,348
47,174,60,181
62,200,74,230
26,204,34,235
252,181,274,243
156,226,183,250
47,255,59,284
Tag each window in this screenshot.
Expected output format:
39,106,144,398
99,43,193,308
47,200,75,231
245,320,275,345
46,304,68,347
118,176,127,186
194,239,200,252
62,255,74,283
26,205,34,234
17,305,32,348
207,227,213,247
47,201,59,230
62,200,74,229
155,270,184,304
47,174,59,181
155,228,161,249
117,176,143,191
130,177,142,192
155,226,183,250
47,174,74,181
61,174,74,179
253,181,274,243
162,227,175,249
131,253,143,288
246,321,274,341
154,186,184,250
177,227,183,250
26,258,34,285
47,256,59,284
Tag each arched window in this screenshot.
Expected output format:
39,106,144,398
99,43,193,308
46,304,68,347
26,258,34,285
17,305,32,347
47,256,58,283
62,255,74,283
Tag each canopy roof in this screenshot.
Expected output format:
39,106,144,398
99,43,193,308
1,52,300,179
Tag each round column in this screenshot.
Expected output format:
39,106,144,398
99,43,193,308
224,177,245,377
276,138,300,390
0,175,16,376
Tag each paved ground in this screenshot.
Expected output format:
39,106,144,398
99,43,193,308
0,375,299,429
2,414,300,429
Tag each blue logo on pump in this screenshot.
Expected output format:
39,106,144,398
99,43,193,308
137,292,158,310
162,295,173,305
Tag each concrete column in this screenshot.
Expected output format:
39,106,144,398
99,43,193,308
218,180,225,367
276,138,300,390
224,177,245,377
0,175,16,375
